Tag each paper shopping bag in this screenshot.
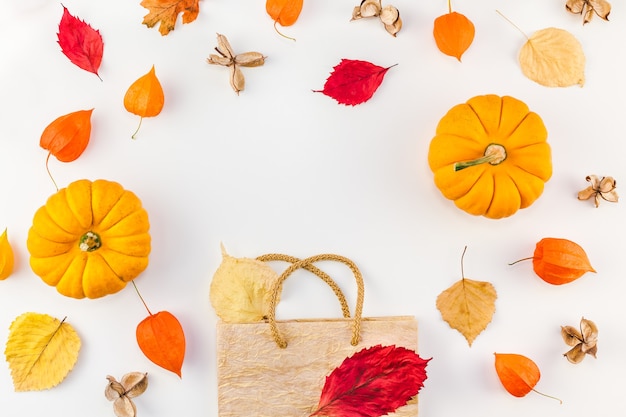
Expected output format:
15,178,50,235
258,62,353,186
214,254,427,417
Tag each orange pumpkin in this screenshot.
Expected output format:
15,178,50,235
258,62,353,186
27,179,151,299
428,94,552,219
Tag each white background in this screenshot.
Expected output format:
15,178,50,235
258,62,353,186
0,0,624,416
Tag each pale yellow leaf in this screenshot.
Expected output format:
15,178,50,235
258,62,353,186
0,228,14,280
436,278,497,346
519,27,586,87
4,312,81,391
209,244,279,323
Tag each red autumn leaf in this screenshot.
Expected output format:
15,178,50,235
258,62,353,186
311,345,430,417
136,311,186,377
57,5,104,80
40,109,94,163
314,59,396,106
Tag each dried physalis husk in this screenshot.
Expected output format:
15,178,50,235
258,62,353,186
207,33,265,95
561,317,598,364
380,5,402,36
566,0,611,24
577,175,618,207
105,372,148,417
351,0,401,36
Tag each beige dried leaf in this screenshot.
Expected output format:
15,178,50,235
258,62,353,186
561,317,598,363
209,244,280,323
519,27,585,87
578,175,618,207
566,0,611,24
105,373,148,417
436,247,497,346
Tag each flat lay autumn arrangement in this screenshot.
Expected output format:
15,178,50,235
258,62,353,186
0,0,624,416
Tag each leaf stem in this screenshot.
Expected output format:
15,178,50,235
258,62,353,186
508,257,534,266
45,152,59,192
532,388,563,404
448,0,452,14
132,281,153,316
274,20,296,42
131,117,143,139
495,10,529,40
460,245,467,279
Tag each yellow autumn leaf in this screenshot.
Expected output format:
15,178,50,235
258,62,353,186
4,312,81,391
519,27,586,87
209,244,280,323
0,228,14,280
436,247,497,346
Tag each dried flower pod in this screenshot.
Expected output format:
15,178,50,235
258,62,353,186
561,317,598,364
207,33,266,94
350,0,401,36
105,372,148,417
578,175,618,207
566,0,611,24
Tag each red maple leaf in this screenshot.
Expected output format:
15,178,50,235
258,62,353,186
311,345,430,417
314,59,396,106
57,5,104,80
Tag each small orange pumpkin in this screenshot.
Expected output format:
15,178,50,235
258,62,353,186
428,94,552,219
27,179,151,299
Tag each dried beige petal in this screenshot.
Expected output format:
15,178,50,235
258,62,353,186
384,17,402,37
105,376,125,400
207,55,232,66
235,52,266,67
519,27,585,87
360,0,382,18
215,33,234,59
564,344,586,364
113,396,137,417
379,5,399,25
580,317,598,350
230,65,245,94
561,325,583,346
120,372,148,398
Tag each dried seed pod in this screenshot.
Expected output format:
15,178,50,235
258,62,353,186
206,33,265,94
577,175,618,207
351,0,401,36
561,317,598,364
384,14,402,36
105,373,148,417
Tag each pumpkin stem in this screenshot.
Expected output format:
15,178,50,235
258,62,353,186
79,231,101,252
454,143,507,171
447,0,452,14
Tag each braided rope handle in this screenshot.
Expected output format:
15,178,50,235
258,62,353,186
258,253,364,349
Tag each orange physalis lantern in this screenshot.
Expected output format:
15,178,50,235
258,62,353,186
124,65,164,139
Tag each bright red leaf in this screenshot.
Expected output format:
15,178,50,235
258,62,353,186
314,59,396,106
136,311,186,377
311,345,430,417
57,5,104,80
